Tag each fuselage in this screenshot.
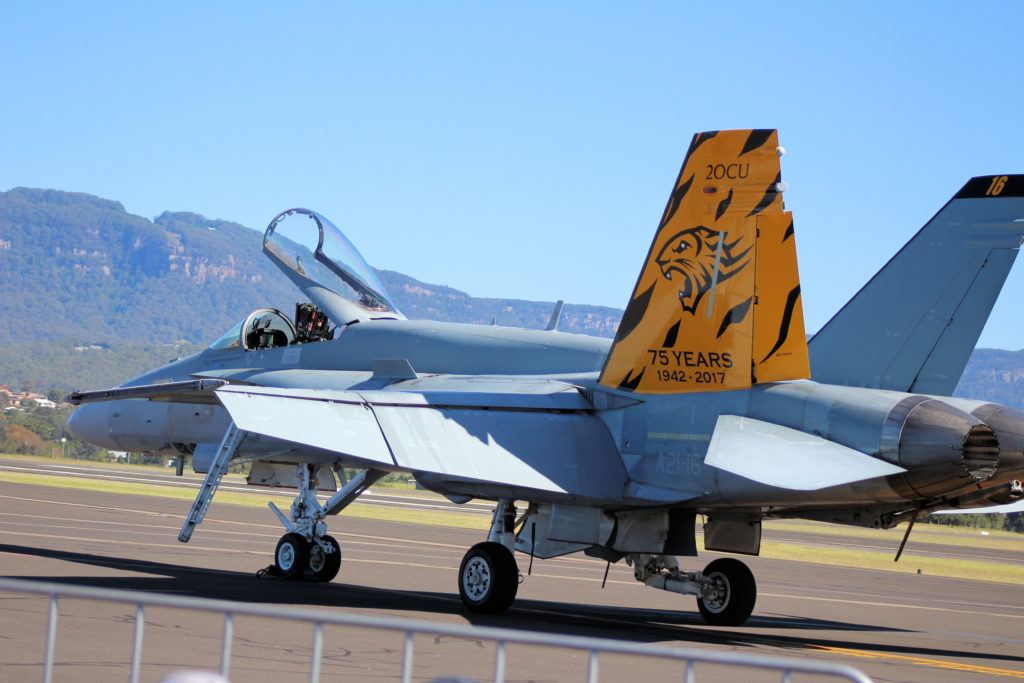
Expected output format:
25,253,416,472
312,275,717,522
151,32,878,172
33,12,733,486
66,315,1024,525
66,318,612,454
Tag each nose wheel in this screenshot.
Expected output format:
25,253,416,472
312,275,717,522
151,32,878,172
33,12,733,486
275,533,309,579
309,535,342,582
273,533,342,582
458,542,519,614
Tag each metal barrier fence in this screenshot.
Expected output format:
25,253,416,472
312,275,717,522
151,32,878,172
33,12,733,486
0,577,872,683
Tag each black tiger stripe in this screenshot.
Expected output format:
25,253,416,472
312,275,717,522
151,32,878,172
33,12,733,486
716,297,753,338
615,283,655,342
687,131,718,158
760,284,802,364
715,188,733,221
618,368,645,391
739,129,774,156
746,172,782,217
662,321,680,348
782,218,794,242
661,174,694,228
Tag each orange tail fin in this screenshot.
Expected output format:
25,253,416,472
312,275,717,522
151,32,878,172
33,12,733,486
598,129,809,394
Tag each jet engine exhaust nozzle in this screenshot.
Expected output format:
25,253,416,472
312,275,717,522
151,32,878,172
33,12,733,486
966,404,1024,483
890,399,999,498
962,424,1000,481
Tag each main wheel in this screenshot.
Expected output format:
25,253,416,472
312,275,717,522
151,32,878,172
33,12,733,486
458,542,519,614
696,558,756,626
275,533,309,580
309,535,342,582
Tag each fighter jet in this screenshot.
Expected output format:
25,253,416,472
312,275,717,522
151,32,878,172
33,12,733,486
66,130,1024,626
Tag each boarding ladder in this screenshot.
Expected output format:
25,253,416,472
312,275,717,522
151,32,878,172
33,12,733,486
179,423,246,542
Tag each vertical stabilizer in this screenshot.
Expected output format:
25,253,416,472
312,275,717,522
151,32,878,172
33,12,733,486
809,175,1024,394
599,130,810,394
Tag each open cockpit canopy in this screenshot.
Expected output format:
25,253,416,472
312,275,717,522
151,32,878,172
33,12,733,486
263,208,402,322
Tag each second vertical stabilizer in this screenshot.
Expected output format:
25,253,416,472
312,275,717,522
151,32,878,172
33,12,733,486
809,175,1024,395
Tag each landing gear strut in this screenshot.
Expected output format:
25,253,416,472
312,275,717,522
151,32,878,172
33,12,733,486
266,464,385,581
629,553,757,626
458,498,520,613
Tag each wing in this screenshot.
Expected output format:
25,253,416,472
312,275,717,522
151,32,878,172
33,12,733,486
212,373,630,505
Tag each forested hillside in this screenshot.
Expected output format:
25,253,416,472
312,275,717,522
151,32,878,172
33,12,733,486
954,348,1024,408
0,187,620,392
1,187,1022,402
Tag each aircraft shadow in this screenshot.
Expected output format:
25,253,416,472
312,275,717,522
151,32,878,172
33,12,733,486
3,542,1021,667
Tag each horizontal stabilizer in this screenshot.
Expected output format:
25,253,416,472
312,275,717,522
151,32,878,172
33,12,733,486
705,415,905,490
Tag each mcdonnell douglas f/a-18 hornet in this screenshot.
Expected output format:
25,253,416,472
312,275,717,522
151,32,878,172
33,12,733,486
67,130,1024,626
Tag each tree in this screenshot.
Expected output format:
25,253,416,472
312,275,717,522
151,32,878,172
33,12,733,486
0,424,45,455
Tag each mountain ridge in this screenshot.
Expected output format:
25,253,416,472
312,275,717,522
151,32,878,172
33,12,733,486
2,187,1023,410
0,187,620,391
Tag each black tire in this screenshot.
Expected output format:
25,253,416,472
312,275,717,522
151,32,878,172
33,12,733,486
275,533,309,580
458,542,519,614
696,558,756,626
309,535,342,583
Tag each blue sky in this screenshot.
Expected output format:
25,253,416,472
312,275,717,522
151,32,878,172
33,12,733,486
3,2,1023,348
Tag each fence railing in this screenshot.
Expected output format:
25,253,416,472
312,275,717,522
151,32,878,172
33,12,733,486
0,577,872,683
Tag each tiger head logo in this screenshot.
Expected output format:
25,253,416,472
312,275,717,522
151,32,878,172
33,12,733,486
655,226,751,314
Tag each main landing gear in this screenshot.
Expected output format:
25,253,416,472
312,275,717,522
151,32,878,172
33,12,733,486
694,559,756,625
458,499,521,614
265,464,385,582
453,499,757,626
630,554,757,626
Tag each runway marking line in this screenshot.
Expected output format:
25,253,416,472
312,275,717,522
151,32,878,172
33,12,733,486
758,591,1024,620
4,492,1023,614
3,525,1020,620
811,645,1024,679
0,469,493,515
4,529,1022,678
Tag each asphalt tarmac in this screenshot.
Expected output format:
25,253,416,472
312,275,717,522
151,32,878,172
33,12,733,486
1,464,1023,682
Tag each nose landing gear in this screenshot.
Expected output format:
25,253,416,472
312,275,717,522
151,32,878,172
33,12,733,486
268,531,342,582
264,465,385,582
